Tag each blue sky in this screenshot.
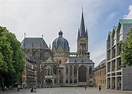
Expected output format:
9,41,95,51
0,0,132,67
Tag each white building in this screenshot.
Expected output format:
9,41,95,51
106,19,132,90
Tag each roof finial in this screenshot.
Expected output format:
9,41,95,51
82,0,83,12
24,33,26,38
58,30,63,36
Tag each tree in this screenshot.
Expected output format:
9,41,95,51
122,28,132,67
0,26,25,90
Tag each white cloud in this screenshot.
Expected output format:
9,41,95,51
124,5,132,19
90,41,106,67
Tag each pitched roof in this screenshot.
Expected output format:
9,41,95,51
24,53,36,64
45,57,54,64
113,26,118,31
119,19,132,24
21,37,48,49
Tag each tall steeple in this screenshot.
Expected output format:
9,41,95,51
80,10,85,38
78,9,88,39
77,8,88,57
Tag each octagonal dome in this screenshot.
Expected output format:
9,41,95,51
52,30,69,52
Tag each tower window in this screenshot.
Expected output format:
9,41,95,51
59,60,61,64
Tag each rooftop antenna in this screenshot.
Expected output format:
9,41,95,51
24,33,26,38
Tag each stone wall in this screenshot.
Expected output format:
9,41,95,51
122,66,132,90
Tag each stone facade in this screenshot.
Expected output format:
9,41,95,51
93,59,106,88
106,19,132,90
41,57,58,87
51,10,94,87
64,55,94,86
21,10,94,88
21,38,51,87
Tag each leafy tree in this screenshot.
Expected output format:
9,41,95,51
0,26,25,90
122,28,132,67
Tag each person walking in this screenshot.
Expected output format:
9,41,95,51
99,84,101,91
17,84,20,92
84,85,87,90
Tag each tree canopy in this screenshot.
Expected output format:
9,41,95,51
122,28,132,67
0,26,25,90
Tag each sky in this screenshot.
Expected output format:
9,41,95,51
0,0,132,67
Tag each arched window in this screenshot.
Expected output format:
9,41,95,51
78,65,87,82
119,27,122,41
107,34,110,49
89,66,92,75
53,65,57,75
112,31,116,46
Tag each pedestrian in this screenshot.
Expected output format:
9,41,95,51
34,86,36,92
30,87,34,92
17,84,20,92
4,86,7,90
84,85,87,90
99,84,101,91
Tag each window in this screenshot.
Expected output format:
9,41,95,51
112,31,116,46
119,27,123,41
89,66,92,75
59,60,61,64
78,65,87,82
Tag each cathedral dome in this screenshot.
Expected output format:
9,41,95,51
52,30,69,52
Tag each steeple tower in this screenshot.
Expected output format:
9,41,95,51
77,9,88,57
79,11,85,38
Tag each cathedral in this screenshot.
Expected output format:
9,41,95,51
21,10,94,87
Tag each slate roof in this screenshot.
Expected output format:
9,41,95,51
66,55,94,64
21,37,48,49
24,53,36,64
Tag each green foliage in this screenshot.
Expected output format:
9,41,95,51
4,72,18,86
122,28,132,67
0,26,25,88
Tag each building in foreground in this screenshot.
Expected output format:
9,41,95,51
21,54,37,88
106,19,132,90
93,59,106,88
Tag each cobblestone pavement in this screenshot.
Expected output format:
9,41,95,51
0,87,132,94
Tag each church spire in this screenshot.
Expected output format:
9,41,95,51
77,8,88,57
79,10,85,38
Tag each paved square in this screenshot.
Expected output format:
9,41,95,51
0,87,132,94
